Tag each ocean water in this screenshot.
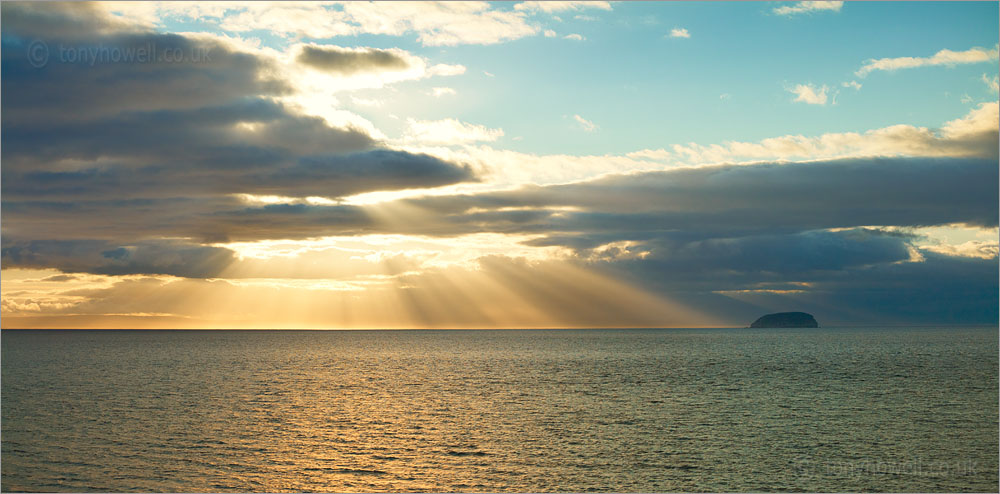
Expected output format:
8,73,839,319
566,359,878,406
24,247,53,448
2,327,997,492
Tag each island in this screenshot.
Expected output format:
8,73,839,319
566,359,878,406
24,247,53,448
749,312,819,328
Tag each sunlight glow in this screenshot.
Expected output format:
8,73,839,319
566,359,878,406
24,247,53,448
216,233,574,268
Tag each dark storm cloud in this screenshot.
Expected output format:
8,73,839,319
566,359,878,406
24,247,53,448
258,150,475,197
3,123,472,200
3,155,994,246
567,227,999,326
1,239,236,278
1,3,290,124
0,2,142,40
191,156,998,243
594,229,914,280
628,251,1000,326
1,99,372,174
297,45,412,74
1,2,477,251
568,228,917,297
406,157,993,325
436,158,995,326
809,252,999,324
411,156,998,234
0,196,372,244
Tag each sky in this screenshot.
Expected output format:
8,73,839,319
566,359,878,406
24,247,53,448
1,1,998,329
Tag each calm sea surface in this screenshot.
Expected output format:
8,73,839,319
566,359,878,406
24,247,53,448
2,328,997,492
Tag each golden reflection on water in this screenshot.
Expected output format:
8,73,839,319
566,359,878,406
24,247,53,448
2,328,998,492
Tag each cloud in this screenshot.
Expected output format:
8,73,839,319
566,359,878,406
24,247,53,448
138,2,540,47
282,43,466,106
408,100,1000,200
609,247,998,326
430,86,457,97
0,1,150,39
1,6,477,194
390,156,996,325
2,95,479,200
4,143,476,211
626,148,672,160
514,2,612,13
351,96,384,107
41,274,79,282
9,243,996,328
773,1,843,16
1,4,478,251
655,102,999,164
337,2,539,46
1,239,237,278
118,156,995,325
856,45,1000,77
393,102,998,190
563,33,586,41
543,29,557,38
408,156,998,237
669,27,690,38
14,149,995,247
13,148,995,251
573,114,598,131
842,80,862,90
295,45,412,74
402,118,504,145
1,14,289,125
788,83,829,105
939,101,1000,143
921,240,999,259
983,73,999,92
2,5,466,144
427,63,467,77
600,229,915,281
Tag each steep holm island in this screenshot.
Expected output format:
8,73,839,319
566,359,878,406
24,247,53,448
749,312,819,328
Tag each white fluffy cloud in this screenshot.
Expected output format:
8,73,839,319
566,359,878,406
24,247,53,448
653,102,999,165
788,83,829,105
669,27,691,38
430,87,457,97
564,33,586,41
402,118,504,145
939,100,999,140
626,148,672,161
351,96,384,107
856,45,1000,77
773,1,843,16
514,1,611,13
110,1,541,46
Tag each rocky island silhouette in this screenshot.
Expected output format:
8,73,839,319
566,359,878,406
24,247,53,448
749,312,819,328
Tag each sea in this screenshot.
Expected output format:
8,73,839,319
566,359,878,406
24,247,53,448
2,327,997,492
